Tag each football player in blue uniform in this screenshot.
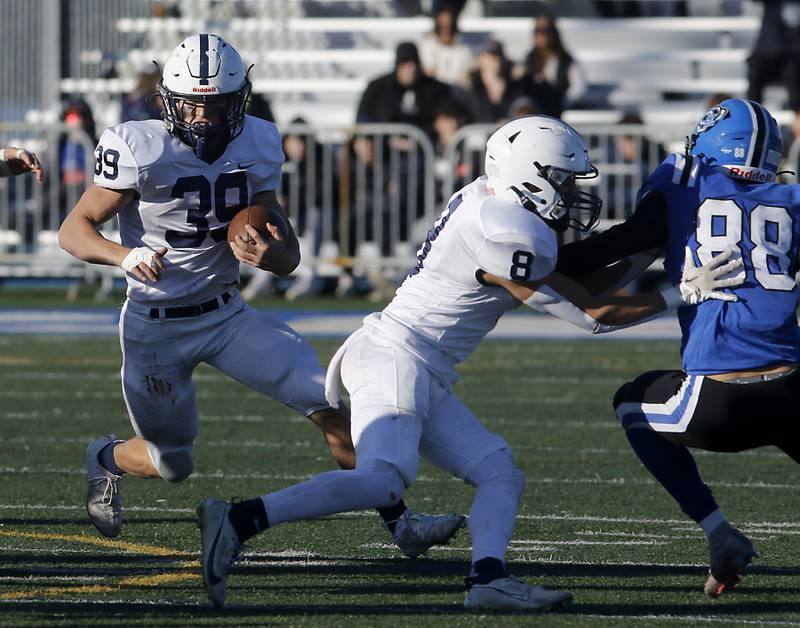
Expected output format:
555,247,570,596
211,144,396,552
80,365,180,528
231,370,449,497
556,98,800,597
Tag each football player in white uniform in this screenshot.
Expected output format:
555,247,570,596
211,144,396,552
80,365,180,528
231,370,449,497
58,34,464,554
197,117,742,609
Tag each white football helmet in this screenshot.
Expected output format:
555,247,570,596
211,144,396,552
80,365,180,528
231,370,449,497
157,33,251,161
484,115,602,232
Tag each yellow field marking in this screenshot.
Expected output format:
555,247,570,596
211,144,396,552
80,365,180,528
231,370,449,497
0,529,199,601
119,571,198,587
0,529,192,557
3,585,117,600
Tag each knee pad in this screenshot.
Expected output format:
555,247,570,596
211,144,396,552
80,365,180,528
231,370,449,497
356,459,406,507
465,449,526,501
148,444,194,483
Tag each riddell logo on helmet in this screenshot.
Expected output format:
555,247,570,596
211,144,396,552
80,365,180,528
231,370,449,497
192,87,218,93
728,167,772,182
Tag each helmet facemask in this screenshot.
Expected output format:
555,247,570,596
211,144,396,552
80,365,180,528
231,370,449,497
158,79,251,163
509,162,602,232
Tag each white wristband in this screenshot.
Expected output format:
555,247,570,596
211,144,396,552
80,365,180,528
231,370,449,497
660,286,682,309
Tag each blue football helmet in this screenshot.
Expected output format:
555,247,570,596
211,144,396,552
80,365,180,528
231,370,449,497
686,98,782,183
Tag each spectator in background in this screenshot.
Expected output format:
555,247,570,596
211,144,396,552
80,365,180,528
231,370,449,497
606,111,666,222
120,64,163,122
431,99,477,197
40,98,97,232
747,1,800,114
245,92,275,123
506,95,541,120
282,119,326,300
0,146,42,182
417,4,473,88
706,92,734,108
357,42,452,140
465,39,520,123
59,99,97,187
518,12,587,117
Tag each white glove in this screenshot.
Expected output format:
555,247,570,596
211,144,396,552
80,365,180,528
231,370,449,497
121,247,161,273
679,246,744,305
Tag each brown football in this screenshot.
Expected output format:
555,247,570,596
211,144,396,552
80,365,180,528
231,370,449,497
227,205,271,244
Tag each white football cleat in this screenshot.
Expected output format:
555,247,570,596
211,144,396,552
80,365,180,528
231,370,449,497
198,498,243,607
387,510,466,558
704,523,758,598
464,575,573,612
85,434,123,538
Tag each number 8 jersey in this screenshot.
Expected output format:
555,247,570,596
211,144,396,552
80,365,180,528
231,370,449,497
644,152,800,373
93,116,284,305
368,176,557,388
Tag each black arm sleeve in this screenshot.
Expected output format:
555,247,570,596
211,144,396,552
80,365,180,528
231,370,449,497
555,189,669,278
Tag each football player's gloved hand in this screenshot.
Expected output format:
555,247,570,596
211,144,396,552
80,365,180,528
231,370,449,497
121,246,167,282
679,246,744,305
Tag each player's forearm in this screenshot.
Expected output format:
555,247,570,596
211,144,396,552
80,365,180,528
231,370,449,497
582,292,667,329
575,251,661,297
58,215,128,267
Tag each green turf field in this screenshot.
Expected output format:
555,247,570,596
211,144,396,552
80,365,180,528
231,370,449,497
1,335,798,626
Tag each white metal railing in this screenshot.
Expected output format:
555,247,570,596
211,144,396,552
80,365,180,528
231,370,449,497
3,119,798,288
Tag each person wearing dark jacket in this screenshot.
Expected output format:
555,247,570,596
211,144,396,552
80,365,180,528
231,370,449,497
356,42,452,139
747,0,800,112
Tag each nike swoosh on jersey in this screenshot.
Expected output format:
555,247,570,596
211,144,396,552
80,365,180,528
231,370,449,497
237,162,256,169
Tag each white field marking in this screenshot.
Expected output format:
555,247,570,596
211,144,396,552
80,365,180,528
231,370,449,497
2,432,786,460
489,418,619,428
3,466,799,490
1,371,222,382
1,596,795,626
0,389,267,400
2,501,800,533
510,539,663,546
671,523,800,538
360,542,484,553
575,615,800,626
0,413,299,424
575,529,694,540
235,552,346,567
3,372,119,381
0,575,108,583
0,598,205,607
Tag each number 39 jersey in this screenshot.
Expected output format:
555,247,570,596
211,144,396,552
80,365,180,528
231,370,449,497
369,176,557,387
93,116,284,305
642,153,800,374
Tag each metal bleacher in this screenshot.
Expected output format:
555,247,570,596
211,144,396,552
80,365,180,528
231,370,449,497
56,3,768,130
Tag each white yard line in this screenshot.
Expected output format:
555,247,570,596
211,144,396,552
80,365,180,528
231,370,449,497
2,465,798,489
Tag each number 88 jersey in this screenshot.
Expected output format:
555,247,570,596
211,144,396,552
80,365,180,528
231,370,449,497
93,116,284,305
646,152,800,374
